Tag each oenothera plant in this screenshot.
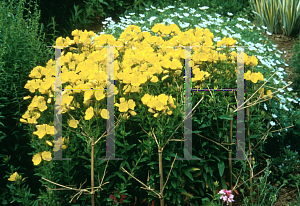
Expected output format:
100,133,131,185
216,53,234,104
20,22,282,205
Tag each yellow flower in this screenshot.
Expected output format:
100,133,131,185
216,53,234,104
68,119,78,128
8,172,21,182
265,90,273,98
42,151,52,161
85,107,94,120
32,153,42,165
101,109,109,119
150,76,159,83
33,124,47,139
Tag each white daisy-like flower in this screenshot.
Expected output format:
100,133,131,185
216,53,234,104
278,67,284,71
287,87,293,91
150,5,156,9
179,22,190,28
184,6,189,9
129,13,135,15
270,121,275,126
179,8,184,11
139,14,145,18
125,15,131,18
277,50,283,54
283,105,289,111
145,8,150,11
194,14,201,17
157,9,164,12
148,16,157,21
214,29,220,33
168,5,175,9
284,63,289,66
199,6,209,10
261,26,267,29
272,114,278,118
264,103,267,110
273,78,280,84
227,12,233,16
267,48,273,51
183,13,189,17
105,17,112,21
276,60,281,64
266,31,272,35
190,8,196,13
287,97,294,102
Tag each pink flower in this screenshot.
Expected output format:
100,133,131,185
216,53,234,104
109,190,127,204
218,189,234,205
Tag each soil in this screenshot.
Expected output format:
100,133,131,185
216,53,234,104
82,11,300,206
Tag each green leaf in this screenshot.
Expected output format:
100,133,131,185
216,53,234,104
171,179,177,189
218,161,225,177
183,169,194,181
219,114,233,120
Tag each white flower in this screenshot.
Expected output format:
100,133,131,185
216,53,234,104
283,105,289,111
150,5,156,9
261,26,267,29
102,21,108,24
270,121,275,126
105,17,112,21
199,6,209,10
183,13,189,17
264,103,267,110
273,78,280,84
145,8,150,11
278,67,284,71
266,31,272,35
227,12,233,16
284,63,289,66
184,6,189,9
157,9,164,12
287,87,293,91
168,5,175,9
190,8,196,13
194,14,201,17
129,13,135,15
214,29,220,33
148,16,157,22
125,15,131,18
139,14,145,18
272,114,277,118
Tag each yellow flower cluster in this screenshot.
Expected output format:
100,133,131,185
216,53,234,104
32,151,52,165
8,172,24,182
244,70,264,83
141,93,176,117
21,23,265,166
258,88,273,99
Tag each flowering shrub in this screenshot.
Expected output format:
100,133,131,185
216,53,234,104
17,3,300,205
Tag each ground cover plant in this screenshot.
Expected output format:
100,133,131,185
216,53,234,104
2,0,300,205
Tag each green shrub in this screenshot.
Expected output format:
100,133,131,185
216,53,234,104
0,0,57,205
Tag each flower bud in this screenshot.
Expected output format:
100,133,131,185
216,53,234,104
23,95,32,100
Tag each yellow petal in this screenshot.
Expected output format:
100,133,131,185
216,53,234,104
32,153,42,165
42,151,52,161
